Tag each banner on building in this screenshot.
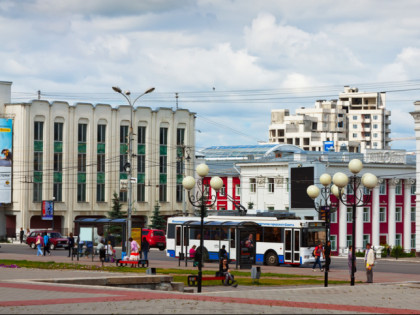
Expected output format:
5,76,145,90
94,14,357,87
41,200,54,220
0,118,12,204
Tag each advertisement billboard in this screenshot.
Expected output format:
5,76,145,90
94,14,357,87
323,141,334,152
41,200,54,220
0,118,12,204
290,166,314,209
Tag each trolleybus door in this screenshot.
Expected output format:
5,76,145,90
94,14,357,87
285,228,301,263
175,225,183,257
284,228,293,263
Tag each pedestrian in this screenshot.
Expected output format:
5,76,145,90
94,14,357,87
312,242,323,271
128,237,140,261
189,245,196,261
97,240,106,263
364,243,375,283
35,233,43,256
43,232,51,256
219,258,238,287
219,245,228,262
68,233,74,257
324,241,331,271
141,237,150,261
386,245,391,257
19,227,24,244
105,241,115,262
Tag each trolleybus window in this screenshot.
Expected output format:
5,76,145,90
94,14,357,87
263,227,283,242
301,228,326,247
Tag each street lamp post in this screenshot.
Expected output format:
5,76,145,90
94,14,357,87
112,86,155,255
307,173,337,287
331,159,378,286
182,164,223,293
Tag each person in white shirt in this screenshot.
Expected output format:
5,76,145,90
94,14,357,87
364,243,375,283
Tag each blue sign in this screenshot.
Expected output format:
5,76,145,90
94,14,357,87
323,141,334,152
42,200,54,220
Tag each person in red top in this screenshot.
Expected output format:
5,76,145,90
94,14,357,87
312,242,324,271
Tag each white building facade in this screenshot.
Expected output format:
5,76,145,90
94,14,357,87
410,101,420,255
269,86,391,152
0,81,196,237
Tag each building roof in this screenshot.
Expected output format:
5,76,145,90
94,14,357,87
199,144,304,160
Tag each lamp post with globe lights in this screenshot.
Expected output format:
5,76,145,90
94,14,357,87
331,159,378,286
182,163,223,293
307,173,339,287
112,86,155,255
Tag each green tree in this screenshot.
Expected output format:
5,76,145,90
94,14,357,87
150,202,166,230
247,201,254,210
107,192,125,242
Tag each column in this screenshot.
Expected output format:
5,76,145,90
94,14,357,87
388,178,398,247
338,189,347,255
409,104,420,256
355,188,364,251
227,177,233,210
403,179,414,252
371,185,380,249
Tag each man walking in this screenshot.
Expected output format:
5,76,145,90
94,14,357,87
19,228,24,244
43,232,51,256
312,242,323,271
364,243,375,283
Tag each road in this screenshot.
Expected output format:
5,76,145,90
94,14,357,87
1,243,419,275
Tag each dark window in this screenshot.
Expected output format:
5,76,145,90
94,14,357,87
97,183,105,202
34,122,44,141
120,154,128,172
263,227,283,242
160,156,167,173
137,155,145,173
54,153,62,172
119,191,127,202
167,224,175,238
34,152,43,171
176,184,183,202
120,126,128,143
97,124,106,143
159,184,167,202
97,154,105,172
138,126,146,144
77,183,86,202
177,128,185,145
137,183,145,202
54,123,63,141
78,124,87,143
53,183,62,202
160,128,168,145
78,154,86,172
33,183,42,202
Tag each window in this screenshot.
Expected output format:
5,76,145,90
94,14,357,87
137,155,145,174
379,207,386,222
138,126,146,144
373,142,378,147
235,184,241,196
53,183,62,202
120,126,128,143
177,128,185,145
346,183,354,195
268,178,274,193
220,185,226,196
395,181,402,195
395,234,402,247
364,124,371,129
120,191,127,202
160,127,168,145
363,207,370,222
250,178,256,193
77,183,86,202
352,133,357,138
330,210,337,223
78,154,87,172
97,183,105,202
346,235,352,248
346,208,353,222
119,154,128,172
412,234,416,249
353,124,357,129
411,185,416,195
34,121,44,140
363,234,370,249
33,183,42,202
373,133,378,138
379,181,386,195
137,183,145,202
97,154,105,173
373,124,378,129
364,132,371,137
395,207,402,222
330,235,337,251
176,184,183,203
34,152,43,171
286,178,289,192
98,124,106,143
353,116,357,120
159,156,167,173
363,114,370,119
411,207,416,222
373,115,378,120
159,184,167,202
54,123,63,141
78,124,87,142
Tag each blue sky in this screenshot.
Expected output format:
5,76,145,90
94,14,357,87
1,0,419,151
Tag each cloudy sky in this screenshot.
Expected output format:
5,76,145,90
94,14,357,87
1,0,419,151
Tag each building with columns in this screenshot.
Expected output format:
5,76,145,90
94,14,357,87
237,149,416,255
0,81,196,238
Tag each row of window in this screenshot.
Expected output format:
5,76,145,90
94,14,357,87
33,121,187,204
249,178,289,193
340,207,416,223
352,114,380,120
329,233,416,251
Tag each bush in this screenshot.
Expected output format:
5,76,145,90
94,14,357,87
391,245,415,258
355,251,365,257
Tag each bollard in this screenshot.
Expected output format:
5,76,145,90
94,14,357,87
146,267,156,275
251,266,261,283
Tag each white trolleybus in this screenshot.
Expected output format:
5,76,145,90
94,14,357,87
166,215,326,267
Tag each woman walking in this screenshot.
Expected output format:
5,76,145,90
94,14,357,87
35,233,43,256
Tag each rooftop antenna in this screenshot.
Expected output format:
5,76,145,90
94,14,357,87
37,90,41,100
175,92,179,110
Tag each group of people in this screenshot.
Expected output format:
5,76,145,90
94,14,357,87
34,232,52,256
125,237,150,262
313,240,376,283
